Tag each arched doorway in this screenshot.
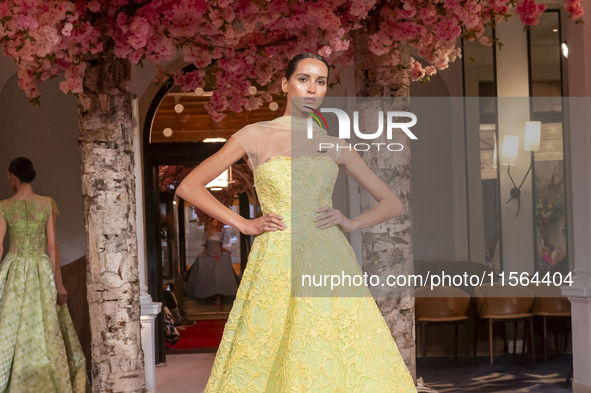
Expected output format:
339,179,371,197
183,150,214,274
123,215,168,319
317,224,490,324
142,66,285,362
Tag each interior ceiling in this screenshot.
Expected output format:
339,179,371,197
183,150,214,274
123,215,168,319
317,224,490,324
530,12,560,44
150,85,286,143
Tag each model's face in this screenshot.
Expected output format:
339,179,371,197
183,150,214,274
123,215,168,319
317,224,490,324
282,58,328,116
212,219,219,229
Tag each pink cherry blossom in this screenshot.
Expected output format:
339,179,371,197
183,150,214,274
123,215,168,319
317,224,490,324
516,0,547,26
62,23,73,36
479,35,492,47
0,0,584,114
565,0,584,19
410,57,426,81
87,1,101,13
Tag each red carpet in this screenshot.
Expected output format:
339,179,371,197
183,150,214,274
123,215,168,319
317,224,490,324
167,319,228,350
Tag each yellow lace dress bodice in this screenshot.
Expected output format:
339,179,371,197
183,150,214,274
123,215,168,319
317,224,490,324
204,156,416,392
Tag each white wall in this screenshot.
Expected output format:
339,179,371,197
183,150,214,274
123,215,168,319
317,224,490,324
410,57,469,262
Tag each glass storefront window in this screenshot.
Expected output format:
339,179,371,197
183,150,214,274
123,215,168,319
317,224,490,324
528,10,569,275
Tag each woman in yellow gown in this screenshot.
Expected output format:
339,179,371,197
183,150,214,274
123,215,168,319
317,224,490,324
176,53,416,392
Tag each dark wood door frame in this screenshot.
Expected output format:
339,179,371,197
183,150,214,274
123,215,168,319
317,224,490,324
142,80,252,363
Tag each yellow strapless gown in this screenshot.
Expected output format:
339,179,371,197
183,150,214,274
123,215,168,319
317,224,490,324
204,156,416,392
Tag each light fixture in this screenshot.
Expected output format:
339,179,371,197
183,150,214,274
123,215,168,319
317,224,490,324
203,137,227,143
206,168,234,189
269,102,279,111
501,135,519,166
194,87,204,96
553,28,558,32
503,121,541,217
492,133,498,169
248,86,257,95
163,128,173,137
479,124,496,131
561,42,569,59
524,121,541,151
174,104,184,113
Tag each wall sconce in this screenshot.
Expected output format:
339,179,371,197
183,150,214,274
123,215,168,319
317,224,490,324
561,41,568,59
492,133,498,169
502,121,541,217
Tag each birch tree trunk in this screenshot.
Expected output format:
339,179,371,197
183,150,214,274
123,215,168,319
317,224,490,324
352,29,416,382
77,58,146,393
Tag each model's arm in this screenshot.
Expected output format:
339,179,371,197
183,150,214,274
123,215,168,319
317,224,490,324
314,142,403,232
46,209,68,305
176,138,286,235
0,211,6,258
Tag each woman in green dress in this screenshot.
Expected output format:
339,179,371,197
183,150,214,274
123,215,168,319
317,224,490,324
0,157,90,393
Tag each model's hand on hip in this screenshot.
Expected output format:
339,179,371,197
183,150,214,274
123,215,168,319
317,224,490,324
241,213,286,235
314,205,357,232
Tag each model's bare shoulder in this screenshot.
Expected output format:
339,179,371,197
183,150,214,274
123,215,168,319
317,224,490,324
315,134,349,164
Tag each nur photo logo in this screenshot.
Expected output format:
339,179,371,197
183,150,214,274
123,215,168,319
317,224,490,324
305,107,418,152
303,105,328,131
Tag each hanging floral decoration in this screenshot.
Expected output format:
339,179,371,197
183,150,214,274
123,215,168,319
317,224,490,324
0,0,583,116
159,165,194,193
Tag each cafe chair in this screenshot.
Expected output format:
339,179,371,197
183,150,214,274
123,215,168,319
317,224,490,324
474,284,535,365
527,282,571,363
415,286,471,364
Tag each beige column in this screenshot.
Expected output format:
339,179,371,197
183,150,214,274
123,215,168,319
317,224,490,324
561,0,591,391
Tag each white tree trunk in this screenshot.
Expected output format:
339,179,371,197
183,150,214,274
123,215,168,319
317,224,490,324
352,29,416,382
78,59,146,393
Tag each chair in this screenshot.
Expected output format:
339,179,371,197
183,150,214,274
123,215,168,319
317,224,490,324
415,286,471,364
474,284,535,365
527,283,571,362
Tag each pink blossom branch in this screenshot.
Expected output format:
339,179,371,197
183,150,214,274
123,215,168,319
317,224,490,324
0,0,583,115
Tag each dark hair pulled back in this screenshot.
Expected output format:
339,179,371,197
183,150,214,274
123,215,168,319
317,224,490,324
284,52,330,82
8,157,36,183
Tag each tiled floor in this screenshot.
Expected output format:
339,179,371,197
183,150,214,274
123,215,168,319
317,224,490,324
418,354,573,392
155,352,573,393
155,353,215,393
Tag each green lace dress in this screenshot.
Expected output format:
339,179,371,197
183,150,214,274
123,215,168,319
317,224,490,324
0,196,90,393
